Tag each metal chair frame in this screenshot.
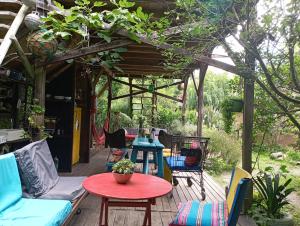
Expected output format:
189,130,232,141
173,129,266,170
169,135,209,200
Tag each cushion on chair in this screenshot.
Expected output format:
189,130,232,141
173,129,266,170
0,198,72,226
166,156,200,170
0,153,22,213
39,176,86,201
170,200,228,226
14,140,59,197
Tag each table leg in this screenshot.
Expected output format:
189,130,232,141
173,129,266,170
142,199,152,226
143,151,149,174
104,198,109,226
99,197,105,226
131,148,138,163
157,149,164,178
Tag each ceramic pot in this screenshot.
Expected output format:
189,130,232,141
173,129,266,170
24,11,42,31
266,214,294,226
113,173,133,184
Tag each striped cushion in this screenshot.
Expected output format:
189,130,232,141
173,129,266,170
170,201,228,226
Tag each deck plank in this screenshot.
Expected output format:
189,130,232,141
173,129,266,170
67,148,255,226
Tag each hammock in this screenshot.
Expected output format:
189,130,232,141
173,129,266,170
91,95,109,145
92,118,109,145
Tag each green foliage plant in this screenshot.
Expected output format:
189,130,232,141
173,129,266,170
112,159,135,174
203,128,241,174
253,165,295,220
221,99,235,133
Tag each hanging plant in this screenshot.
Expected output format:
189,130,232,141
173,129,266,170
221,97,243,133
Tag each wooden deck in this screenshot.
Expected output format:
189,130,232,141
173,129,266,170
63,148,256,226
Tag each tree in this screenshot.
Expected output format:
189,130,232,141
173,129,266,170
157,0,300,134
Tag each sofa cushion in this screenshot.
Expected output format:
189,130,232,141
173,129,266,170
169,200,228,226
0,153,22,212
39,176,86,201
0,198,72,226
14,140,59,197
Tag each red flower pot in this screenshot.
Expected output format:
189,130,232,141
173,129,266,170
113,173,133,184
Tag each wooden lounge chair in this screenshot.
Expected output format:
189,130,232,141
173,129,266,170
0,153,72,226
13,140,88,225
169,167,252,226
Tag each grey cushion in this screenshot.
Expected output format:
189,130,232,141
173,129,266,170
39,176,86,201
14,140,59,197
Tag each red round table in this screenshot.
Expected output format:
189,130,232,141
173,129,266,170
83,173,172,226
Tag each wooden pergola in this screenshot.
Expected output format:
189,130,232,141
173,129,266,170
0,0,255,206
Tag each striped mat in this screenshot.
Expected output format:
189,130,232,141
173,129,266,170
170,200,228,226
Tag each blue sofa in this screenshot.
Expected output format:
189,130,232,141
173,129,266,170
0,153,72,226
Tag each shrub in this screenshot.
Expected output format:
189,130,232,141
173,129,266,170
203,128,241,174
170,120,197,136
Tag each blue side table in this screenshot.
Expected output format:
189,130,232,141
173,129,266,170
130,137,164,178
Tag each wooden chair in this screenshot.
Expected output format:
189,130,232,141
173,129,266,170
169,167,252,226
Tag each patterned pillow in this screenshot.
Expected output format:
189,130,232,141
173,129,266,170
170,200,228,226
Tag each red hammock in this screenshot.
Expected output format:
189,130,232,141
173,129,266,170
91,95,109,145
92,118,109,145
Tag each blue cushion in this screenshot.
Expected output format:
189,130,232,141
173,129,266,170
0,198,72,226
169,200,228,226
166,156,200,170
0,153,22,212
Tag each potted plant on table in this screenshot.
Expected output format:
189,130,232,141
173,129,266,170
112,159,135,184
252,166,294,226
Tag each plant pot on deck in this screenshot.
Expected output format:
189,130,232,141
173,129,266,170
112,172,133,184
266,214,294,226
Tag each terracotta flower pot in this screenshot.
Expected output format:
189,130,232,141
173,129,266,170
113,172,133,184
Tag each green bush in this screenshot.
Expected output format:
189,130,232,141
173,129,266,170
156,107,181,131
203,128,241,174
170,120,197,136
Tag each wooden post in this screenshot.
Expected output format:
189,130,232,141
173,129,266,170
11,35,34,78
197,64,208,136
151,79,157,125
34,66,46,140
242,53,255,211
181,76,189,124
107,75,112,132
129,78,133,118
242,1,256,211
0,4,29,65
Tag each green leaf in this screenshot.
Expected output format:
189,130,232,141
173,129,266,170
94,1,107,7
127,31,140,43
56,31,71,39
119,0,135,8
97,32,112,43
53,1,64,9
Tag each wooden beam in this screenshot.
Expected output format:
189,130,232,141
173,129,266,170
197,64,208,136
192,72,199,95
182,76,189,124
129,78,133,118
117,29,240,75
112,80,184,100
96,81,109,98
112,78,183,103
40,39,133,66
10,35,34,78
47,63,73,83
0,4,29,66
107,75,112,131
